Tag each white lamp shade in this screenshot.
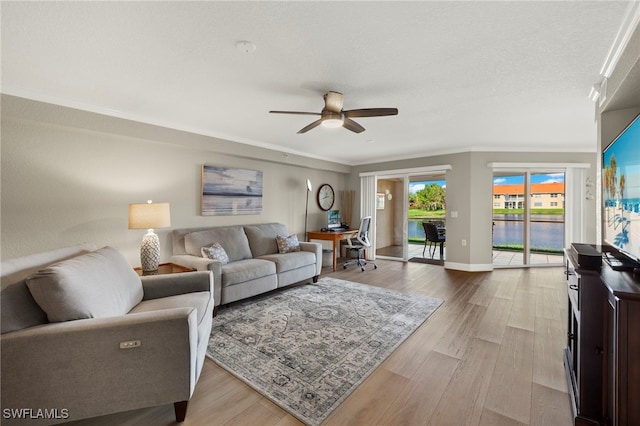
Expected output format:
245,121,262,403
128,202,171,229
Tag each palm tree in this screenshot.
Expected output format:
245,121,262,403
610,155,618,204
619,173,626,219
604,155,618,223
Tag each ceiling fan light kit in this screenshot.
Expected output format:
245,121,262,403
269,91,398,134
321,111,344,128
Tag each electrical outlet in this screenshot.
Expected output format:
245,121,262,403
461,239,467,246
120,340,141,349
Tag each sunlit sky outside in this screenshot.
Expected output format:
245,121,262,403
409,174,565,194
493,173,565,185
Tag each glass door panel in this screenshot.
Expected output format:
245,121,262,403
529,172,565,265
409,176,447,261
492,173,525,266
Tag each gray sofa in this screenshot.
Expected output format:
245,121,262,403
0,244,214,424
171,223,322,307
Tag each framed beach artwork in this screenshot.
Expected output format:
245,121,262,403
201,165,263,215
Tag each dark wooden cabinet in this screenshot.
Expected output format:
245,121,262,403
564,247,640,426
600,265,640,426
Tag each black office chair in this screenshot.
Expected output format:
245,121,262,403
343,216,377,272
422,221,446,259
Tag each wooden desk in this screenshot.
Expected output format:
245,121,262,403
307,229,357,271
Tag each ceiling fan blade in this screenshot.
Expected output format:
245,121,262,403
343,108,398,118
269,110,321,116
297,119,324,134
342,117,365,133
323,91,344,113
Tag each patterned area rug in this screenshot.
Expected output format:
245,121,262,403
206,277,443,425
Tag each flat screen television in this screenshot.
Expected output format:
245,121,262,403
602,113,640,267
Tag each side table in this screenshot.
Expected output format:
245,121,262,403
134,262,196,276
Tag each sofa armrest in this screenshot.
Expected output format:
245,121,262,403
170,254,213,271
1,308,198,424
141,270,213,301
299,241,322,276
171,255,222,306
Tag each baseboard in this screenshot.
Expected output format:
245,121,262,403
444,261,493,272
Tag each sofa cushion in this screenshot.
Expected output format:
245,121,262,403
220,259,276,286
276,234,301,254
185,227,252,262
25,246,143,323
201,243,230,265
244,223,289,257
1,243,97,334
130,291,213,345
258,251,316,273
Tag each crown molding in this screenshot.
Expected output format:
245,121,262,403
600,0,640,78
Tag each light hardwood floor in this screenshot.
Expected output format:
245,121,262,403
66,260,572,426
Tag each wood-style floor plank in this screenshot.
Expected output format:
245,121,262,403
428,338,501,426
483,326,535,424
63,260,571,426
376,351,460,426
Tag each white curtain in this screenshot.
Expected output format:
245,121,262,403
564,167,587,248
360,175,377,260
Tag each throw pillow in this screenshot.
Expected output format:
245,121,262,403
25,246,143,323
185,227,252,262
201,242,230,265
276,234,301,254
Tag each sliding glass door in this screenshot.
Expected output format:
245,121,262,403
492,171,565,267
360,165,452,263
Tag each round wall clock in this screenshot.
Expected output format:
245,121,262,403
317,184,335,211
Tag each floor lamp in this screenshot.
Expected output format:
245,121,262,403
304,179,312,241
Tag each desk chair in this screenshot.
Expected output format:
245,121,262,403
422,221,446,259
343,216,377,272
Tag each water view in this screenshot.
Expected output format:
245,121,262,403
409,215,564,253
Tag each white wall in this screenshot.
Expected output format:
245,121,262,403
1,94,605,271
1,96,349,265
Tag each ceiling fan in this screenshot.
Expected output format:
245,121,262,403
269,91,398,134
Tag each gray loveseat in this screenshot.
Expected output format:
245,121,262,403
1,244,214,424
171,223,322,307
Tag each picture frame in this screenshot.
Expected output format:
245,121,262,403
376,193,385,210
201,165,263,215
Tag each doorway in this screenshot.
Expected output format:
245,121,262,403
375,177,407,260
492,171,565,267
374,172,448,262
360,165,452,263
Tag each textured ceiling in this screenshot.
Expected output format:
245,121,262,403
1,1,635,165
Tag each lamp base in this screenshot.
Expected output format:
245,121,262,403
140,230,160,272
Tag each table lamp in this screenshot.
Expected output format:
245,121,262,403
128,200,171,273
